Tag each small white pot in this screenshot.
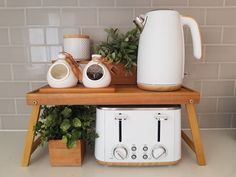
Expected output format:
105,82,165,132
63,34,90,61
47,60,78,88
82,56,111,88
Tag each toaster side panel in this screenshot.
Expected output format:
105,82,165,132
95,108,105,161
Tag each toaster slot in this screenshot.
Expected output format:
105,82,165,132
119,120,122,142
115,113,127,143
155,113,168,142
157,119,161,142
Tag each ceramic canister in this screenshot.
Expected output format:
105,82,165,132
82,54,111,88
63,34,90,61
47,59,78,88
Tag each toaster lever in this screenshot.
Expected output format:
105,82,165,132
155,114,168,121
115,114,127,120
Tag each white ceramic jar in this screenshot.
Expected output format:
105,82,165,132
47,55,78,88
63,34,90,61
82,55,111,88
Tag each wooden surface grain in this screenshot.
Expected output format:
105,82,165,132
26,85,200,106
39,84,115,93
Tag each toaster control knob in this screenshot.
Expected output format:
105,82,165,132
131,146,137,151
143,146,148,151
143,154,148,159
152,146,166,159
113,146,128,160
131,154,137,159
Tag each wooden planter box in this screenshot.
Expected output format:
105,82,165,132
48,140,85,166
105,63,137,85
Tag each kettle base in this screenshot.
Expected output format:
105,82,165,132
137,83,181,92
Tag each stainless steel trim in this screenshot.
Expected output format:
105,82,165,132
97,105,181,111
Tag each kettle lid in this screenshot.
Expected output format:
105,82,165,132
147,9,179,15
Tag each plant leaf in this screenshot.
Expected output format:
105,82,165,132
67,140,77,149
72,118,82,128
60,119,71,132
62,135,67,144
61,107,72,118
72,129,82,139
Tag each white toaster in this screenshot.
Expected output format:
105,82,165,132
95,106,181,166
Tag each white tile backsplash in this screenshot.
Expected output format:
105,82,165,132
0,9,25,26
12,64,48,81
30,46,48,62
42,0,77,7
78,0,114,7
10,28,29,45
29,28,45,45
61,8,97,26
116,0,151,7
0,99,16,114
15,99,31,114
0,0,4,6
0,47,28,63
0,0,236,129
1,115,29,130
0,82,30,98
0,65,12,81
0,29,9,45
46,28,59,44
48,46,63,60
26,9,60,26
99,8,133,26
7,0,41,7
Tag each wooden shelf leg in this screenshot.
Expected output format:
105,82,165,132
185,104,206,166
21,105,41,167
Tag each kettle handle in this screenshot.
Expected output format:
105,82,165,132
181,16,202,59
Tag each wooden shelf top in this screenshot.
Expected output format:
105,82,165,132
26,84,200,106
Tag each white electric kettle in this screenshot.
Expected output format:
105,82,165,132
134,10,202,91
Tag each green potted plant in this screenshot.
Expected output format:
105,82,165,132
95,28,139,84
34,105,97,166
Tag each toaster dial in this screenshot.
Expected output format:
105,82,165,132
113,146,128,160
152,146,166,159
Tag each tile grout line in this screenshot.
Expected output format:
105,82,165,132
0,113,30,116
132,8,135,19
234,80,236,96
14,99,18,115
10,64,14,81
8,18,15,82
218,63,221,80
24,7,27,26
220,26,224,43
223,0,226,7
7,27,11,46
230,113,233,128
97,7,99,27
0,115,2,129
204,8,207,25
216,96,219,113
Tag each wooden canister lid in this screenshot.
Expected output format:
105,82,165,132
63,34,90,39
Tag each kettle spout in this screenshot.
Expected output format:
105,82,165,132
133,16,144,32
